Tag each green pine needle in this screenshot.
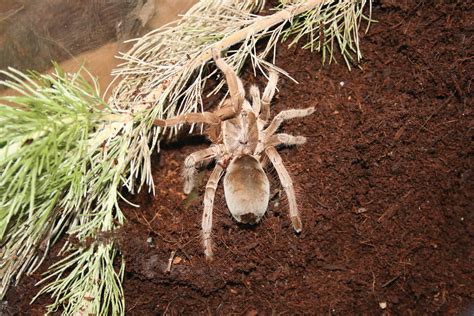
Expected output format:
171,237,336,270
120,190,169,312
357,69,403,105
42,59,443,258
0,66,127,314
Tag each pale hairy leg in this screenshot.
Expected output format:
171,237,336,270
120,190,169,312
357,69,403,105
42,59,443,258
202,164,224,259
260,70,279,122
153,111,220,127
265,147,302,232
249,85,261,114
182,145,221,194
263,107,315,138
212,49,245,115
263,133,307,149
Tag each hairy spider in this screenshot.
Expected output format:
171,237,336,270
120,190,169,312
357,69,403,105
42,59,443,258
154,49,314,258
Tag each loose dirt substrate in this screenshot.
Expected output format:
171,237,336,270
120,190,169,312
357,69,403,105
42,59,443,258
5,0,473,314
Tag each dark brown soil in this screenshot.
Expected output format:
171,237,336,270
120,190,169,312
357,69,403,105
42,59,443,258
4,0,473,315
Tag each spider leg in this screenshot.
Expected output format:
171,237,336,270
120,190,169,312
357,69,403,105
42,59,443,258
202,163,224,259
182,145,221,194
212,49,245,115
260,70,279,122
265,147,302,232
263,133,307,149
249,85,261,114
263,107,315,138
153,112,220,127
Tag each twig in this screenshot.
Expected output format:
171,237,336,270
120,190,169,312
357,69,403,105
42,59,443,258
382,274,400,288
0,5,24,23
165,250,177,273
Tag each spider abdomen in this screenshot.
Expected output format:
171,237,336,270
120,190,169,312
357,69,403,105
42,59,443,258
223,155,270,224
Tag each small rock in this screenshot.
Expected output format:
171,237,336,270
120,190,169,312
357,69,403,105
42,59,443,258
246,309,258,316
172,256,182,264
356,207,368,214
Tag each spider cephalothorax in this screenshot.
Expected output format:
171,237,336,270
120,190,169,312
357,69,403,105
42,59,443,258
154,49,314,258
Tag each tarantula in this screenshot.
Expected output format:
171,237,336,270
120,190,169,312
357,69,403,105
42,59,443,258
154,49,314,258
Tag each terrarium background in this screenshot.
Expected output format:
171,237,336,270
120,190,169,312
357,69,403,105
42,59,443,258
0,0,196,94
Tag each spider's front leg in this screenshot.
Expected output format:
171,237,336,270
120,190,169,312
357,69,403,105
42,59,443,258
211,49,245,119
249,85,261,114
202,164,224,259
182,145,221,194
260,70,279,122
153,111,220,128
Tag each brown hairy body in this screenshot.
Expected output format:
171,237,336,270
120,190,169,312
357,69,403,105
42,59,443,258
224,155,270,224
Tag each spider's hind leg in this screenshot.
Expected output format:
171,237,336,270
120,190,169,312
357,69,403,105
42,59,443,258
202,164,224,259
265,146,302,232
